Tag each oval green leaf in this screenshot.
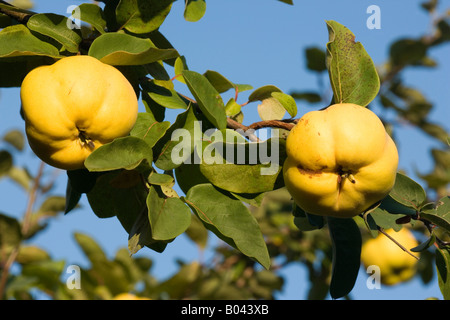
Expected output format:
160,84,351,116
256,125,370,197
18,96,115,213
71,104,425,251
27,13,82,53
184,0,206,22
325,20,380,107
185,183,270,269
328,217,362,299
389,172,427,209
0,24,59,58
74,3,107,34
85,136,153,172
116,0,173,34
147,185,191,241
182,70,227,130
88,32,179,66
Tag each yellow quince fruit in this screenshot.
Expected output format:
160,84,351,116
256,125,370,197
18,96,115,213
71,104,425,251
283,103,398,218
20,55,138,170
112,293,151,300
361,227,419,286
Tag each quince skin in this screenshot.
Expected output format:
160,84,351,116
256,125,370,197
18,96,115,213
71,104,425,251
20,55,138,170
283,103,398,218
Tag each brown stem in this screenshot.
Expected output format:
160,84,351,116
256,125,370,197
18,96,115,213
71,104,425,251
0,1,34,24
247,119,296,131
22,161,45,237
378,227,419,260
175,87,298,142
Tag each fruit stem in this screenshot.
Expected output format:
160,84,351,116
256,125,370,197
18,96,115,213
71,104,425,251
78,129,95,150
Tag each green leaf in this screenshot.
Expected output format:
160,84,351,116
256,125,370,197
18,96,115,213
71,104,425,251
130,113,171,148
74,232,108,264
128,209,168,254
410,233,436,252
435,246,450,300
27,13,82,53
2,129,25,151
378,193,418,216
0,213,22,251
74,3,107,34
277,0,293,4
305,47,327,72
290,91,322,103
147,185,191,241
249,85,296,119
182,70,227,130
65,178,82,215
257,97,286,121
174,56,188,83
367,207,403,231
199,137,286,194
185,183,270,269
21,260,66,291
248,85,282,102
389,172,427,209
0,150,13,177
0,56,55,88
184,0,206,22
85,136,153,172
203,70,252,94
389,38,428,66
271,92,297,118
148,172,173,185
88,32,179,66
153,106,199,170
86,170,147,229
0,24,59,58
293,205,322,231
225,98,241,117
421,196,450,234
328,217,362,299
66,169,99,194
141,80,188,110
174,163,209,194
116,0,173,34
325,20,380,107
73,232,134,294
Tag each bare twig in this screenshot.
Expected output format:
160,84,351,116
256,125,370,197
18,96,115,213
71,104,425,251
378,227,420,260
0,0,34,24
22,161,45,237
0,161,45,300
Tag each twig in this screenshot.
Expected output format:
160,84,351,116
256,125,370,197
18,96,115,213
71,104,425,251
247,119,296,131
171,85,298,142
378,227,420,260
0,1,34,24
0,246,19,299
22,161,45,237
0,161,45,300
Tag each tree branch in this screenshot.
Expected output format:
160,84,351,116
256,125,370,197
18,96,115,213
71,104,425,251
0,161,45,300
0,1,34,24
378,227,420,260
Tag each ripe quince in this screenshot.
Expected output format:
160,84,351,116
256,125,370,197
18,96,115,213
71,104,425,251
112,293,151,300
361,227,419,286
283,103,398,218
20,55,138,170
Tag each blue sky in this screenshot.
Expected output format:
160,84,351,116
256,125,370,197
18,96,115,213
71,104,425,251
0,0,448,300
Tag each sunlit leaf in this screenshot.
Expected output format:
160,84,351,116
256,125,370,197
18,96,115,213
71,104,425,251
325,20,380,106
27,13,82,53
88,32,178,66
185,183,270,269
